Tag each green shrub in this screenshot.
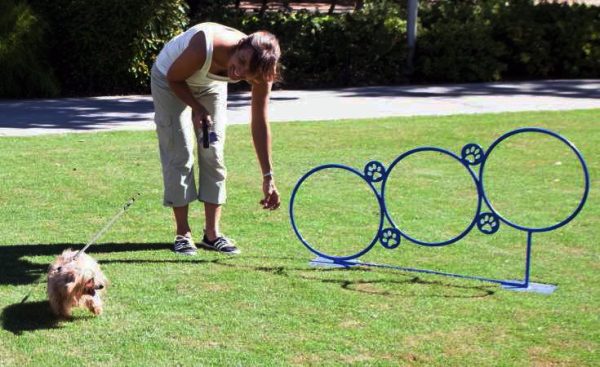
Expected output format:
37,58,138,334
179,0,600,86
493,0,600,78
188,0,240,23
340,1,408,85
8,0,597,97
0,0,59,98
240,11,352,87
415,0,506,82
191,0,408,88
30,0,188,96
415,0,599,82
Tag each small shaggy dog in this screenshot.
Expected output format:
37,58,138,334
47,249,108,318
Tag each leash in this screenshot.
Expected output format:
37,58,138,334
20,193,140,303
75,193,140,259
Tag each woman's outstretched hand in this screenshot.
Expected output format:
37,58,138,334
260,177,281,210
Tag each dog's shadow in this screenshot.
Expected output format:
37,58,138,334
0,242,168,286
1,301,60,335
0,242,168,334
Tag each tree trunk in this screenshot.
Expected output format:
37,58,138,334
329,0,337,15
260,0,268,16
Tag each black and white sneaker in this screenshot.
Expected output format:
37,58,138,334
199,235,240,255
173,235,197,256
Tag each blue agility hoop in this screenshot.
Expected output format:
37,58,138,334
479,127,590,233
289,128,589,294
381,147,483,247
289,164,385,261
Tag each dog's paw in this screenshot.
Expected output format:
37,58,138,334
85,294,104,315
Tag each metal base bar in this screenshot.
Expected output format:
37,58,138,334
310,256,362,268
310,257,556,294
501,281,557,294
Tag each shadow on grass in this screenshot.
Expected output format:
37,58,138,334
1,243,494,333
0,242,178,335
1,301,60,335
3,245,495,298
0,242,170,286
312,275,496,298
211,256,496,298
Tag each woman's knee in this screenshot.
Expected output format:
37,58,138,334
198,145,227,181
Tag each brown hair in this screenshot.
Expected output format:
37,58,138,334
237,31,281,83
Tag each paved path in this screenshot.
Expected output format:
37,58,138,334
0,79,598,137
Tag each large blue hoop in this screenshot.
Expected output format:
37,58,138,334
479,127,590,233
289,164,385,261
381,147,482,246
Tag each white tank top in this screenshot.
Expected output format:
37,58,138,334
154,22,240,87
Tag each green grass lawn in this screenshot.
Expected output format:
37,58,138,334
0,110,598,366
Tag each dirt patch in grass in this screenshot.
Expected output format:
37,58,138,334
339,319,364,329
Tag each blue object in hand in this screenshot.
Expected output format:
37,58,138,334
202,123,209,148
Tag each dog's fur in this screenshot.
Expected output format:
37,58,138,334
47,249,108,318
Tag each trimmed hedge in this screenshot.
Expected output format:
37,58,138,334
194,0,598,88
492,0,600,78
0,0,598,97
0,0,59,98
415,0,507,82
193,1,408,88
415,0,600,82
29,0,188,96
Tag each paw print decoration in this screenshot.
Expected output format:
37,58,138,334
476,212,500,235
461,143,484,166
379,227,402,249
364,160,386,183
